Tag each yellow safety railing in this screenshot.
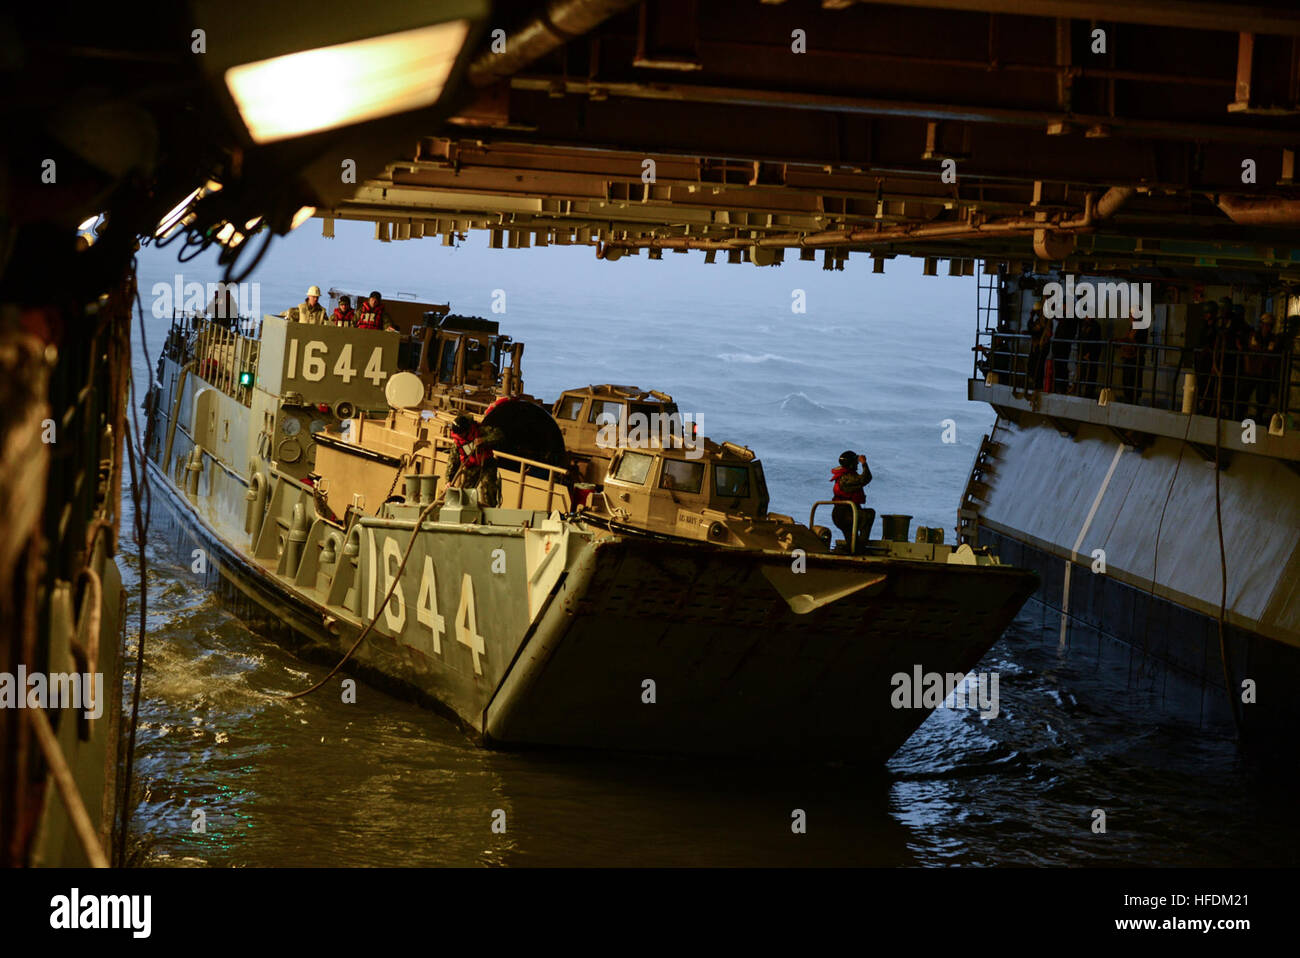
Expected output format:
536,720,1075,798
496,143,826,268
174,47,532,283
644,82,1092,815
431,436,570,511
809,499,862,544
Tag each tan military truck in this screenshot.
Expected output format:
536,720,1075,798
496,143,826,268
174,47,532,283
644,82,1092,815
550,384,686,485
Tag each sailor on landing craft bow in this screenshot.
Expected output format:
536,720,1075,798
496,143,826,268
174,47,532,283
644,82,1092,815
446,414,504,507
294,285,328,324
357,290,386,330
830,450,875,554
331,294,355,327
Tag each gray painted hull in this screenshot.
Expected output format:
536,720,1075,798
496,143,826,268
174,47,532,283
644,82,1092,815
147,346,1037,761
969,412,1300,745
147,457,1036,761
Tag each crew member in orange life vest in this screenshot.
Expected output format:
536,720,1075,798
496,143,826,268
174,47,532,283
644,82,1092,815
446,414,504,507
356,290,386,330
830,450,875,554
331,295,355,326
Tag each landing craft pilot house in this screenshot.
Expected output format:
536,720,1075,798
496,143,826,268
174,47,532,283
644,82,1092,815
322,289,525,412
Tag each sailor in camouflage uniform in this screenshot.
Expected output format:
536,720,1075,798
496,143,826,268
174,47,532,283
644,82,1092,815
446,414,504,507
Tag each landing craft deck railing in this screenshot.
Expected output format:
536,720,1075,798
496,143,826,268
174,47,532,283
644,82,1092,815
166,313,261,407
809,500,861,544
431,436,570,511
430,390,493,413
492,450,568,511
973,329,1300,420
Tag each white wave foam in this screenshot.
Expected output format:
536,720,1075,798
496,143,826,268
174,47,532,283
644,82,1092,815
716,352,804,365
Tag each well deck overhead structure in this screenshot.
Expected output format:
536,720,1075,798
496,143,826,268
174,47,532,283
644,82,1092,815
320,0,1300,277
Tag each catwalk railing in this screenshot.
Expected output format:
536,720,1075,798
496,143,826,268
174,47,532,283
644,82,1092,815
973,330,1300,420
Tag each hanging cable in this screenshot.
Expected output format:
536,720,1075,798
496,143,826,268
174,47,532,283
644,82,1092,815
1212,327,1243,734
175,228,217,263
1138,399,1195,678
282,496,441,701
115,261,156,866
221,227,275,286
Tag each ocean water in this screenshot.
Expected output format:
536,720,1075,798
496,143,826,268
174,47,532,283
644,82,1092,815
115,223,1298,867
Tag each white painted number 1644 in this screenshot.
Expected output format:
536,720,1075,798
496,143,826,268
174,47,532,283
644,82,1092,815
287,340,385,385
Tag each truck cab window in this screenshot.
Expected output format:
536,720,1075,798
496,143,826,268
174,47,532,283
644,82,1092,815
588,399,624,425
555,396,585,420
437,337,460,383
714,465,750,498
660,459,704,493
612,451,653,484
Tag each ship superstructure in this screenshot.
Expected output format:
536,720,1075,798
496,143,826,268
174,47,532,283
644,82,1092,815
960,268,1300,742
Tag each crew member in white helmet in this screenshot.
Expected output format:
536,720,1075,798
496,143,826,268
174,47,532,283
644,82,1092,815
295,285,328,324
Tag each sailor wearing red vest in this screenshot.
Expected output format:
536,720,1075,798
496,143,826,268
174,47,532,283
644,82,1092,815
830,450,874,554
356,290,386,330
446,414,504,507
331,294,355,327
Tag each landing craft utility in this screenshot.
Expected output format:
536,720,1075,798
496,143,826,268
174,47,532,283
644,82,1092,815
142,292,1037,762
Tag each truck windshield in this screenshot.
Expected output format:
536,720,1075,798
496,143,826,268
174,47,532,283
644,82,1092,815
555,395,584,420
588,399,624,425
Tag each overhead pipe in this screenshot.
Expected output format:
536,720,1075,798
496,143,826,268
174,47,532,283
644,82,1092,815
1093,186,1136,221
601,207,1103,255
469,0,640,87
1216,194,1300,226
598,185,1143,256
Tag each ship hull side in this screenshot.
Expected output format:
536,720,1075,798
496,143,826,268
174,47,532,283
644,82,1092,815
972,414,1300,748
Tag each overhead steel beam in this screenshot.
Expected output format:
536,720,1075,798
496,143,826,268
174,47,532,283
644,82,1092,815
842,0,1300,36
506,77,1300,147
478,92,1294,192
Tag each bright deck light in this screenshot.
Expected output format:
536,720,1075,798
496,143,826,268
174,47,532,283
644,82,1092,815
290,206,316,231
224,20,471,144
154,180,223,238
155,186,202,238
215,223,247,247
